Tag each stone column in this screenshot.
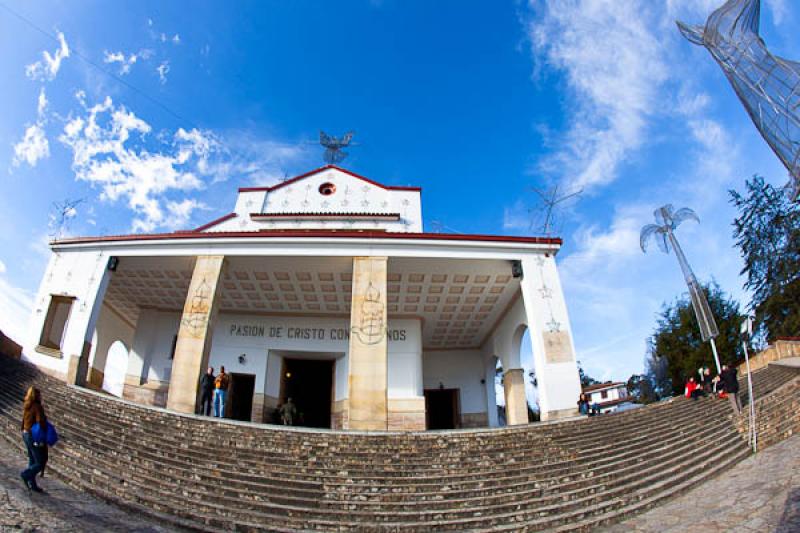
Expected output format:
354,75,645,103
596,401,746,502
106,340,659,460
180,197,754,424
166,255,225,414
346,256,388,430
503,368,528,425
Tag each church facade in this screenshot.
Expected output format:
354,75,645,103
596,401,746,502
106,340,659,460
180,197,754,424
21,165,582,430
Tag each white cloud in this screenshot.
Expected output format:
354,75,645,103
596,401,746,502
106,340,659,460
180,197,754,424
0,271,34,343
103,49,154,75
13,123,49,168
156,61,170,84
58,95,215,232
13,88,51,168
25,31,70,81
0,260,6,274
527,0,669,191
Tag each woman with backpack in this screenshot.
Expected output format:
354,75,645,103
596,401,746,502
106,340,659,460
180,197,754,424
20,386,47,493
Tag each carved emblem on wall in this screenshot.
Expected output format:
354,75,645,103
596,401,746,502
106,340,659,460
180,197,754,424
351,281,386,345
181,278,211,338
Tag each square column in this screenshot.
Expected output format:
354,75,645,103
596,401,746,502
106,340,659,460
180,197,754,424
166,255,225,414
503,368,528,425
346,256,388,430
520,256,582,421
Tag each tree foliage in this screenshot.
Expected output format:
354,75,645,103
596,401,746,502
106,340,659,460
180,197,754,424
649,281,746,395
577,361,599,388
730,176,800,342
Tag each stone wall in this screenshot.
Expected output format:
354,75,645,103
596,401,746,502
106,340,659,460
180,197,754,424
739,339,800,374
735,374,800,451
0,330,22,359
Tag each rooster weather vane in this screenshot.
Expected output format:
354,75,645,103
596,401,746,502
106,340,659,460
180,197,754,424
678,0,800,201
319,130,356,165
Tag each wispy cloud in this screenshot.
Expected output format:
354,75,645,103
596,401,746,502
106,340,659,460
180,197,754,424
58,95,213,232
0,268,34,342
527,0,668,191
103,49,153,75
25,31,70,82
12,88,50,168
156,61,170,84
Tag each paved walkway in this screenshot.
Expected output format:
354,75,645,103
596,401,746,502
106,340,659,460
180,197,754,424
602,433,800,533
0,438,180,532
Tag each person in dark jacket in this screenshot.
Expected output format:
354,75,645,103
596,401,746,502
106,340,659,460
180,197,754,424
199,367,215,416
577,393,590,415
720,364,742,413
20,386,47,493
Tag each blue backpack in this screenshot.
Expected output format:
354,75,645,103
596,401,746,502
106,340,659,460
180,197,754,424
31,422,58,446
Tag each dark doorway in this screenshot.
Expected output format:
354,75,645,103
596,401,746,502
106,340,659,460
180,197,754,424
424,389,460,430
281,359,334,428
228,373,255,422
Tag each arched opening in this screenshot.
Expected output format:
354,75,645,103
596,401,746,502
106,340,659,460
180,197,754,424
518,327,540,422
102,340,129,397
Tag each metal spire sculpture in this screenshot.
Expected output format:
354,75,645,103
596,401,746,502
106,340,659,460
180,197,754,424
641,205,722,373
319,131,355,165
677,0,800,201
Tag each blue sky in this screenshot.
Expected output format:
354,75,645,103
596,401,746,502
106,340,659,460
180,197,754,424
1,0,797,384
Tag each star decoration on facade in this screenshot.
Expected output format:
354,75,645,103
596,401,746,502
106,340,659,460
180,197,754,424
380,200,389,208
361,199,370,207
546,318,561,332
321,200,330,209
539,286,553,299
535,256,546,267
341,199,349,207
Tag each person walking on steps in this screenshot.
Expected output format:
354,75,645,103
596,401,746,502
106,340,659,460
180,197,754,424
213,366,230,418
20,386,47,493
720,364,742,414
199,367,215,416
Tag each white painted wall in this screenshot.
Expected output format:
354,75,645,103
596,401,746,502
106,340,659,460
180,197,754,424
210,167,423,233
422,349,486,415
103,341,130,397
519,254,582,418
87,303,135,395
23,249,112,378
208,314,421,399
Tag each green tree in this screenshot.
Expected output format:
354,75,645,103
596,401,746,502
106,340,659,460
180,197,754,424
577,361,599,388
626,374,657,404
649,281,746,395
730,176,800,342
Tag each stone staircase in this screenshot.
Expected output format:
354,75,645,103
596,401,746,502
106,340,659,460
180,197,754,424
0,354,797,532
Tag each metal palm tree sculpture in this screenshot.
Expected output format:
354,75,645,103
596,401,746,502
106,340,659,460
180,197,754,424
641,205,722,373
677,0,800,201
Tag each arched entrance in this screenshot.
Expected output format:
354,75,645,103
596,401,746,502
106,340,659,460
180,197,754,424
102,340,129,397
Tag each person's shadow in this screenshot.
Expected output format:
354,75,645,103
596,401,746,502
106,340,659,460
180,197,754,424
776,487,800,532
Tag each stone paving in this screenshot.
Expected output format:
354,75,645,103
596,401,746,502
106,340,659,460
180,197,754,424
602,433,800,533
0,438,181,532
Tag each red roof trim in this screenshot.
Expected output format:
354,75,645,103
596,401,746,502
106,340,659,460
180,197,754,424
52,230,562,247
582,382,626,393
192,212,237,232
250,212,401,220
238,165,422,193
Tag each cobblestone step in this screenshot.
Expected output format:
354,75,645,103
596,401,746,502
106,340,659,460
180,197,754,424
0,354,796,532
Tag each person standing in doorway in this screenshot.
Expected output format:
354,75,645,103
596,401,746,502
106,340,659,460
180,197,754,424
213,366,230,418
199,367,215,416
280,397,297,426
20,386,47,493
720,364,742,414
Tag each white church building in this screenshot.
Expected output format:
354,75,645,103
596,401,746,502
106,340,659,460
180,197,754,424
21,165,582,431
